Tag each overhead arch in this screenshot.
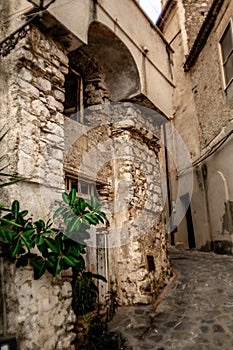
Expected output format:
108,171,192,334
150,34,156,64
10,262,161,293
68,21,141,102
87,21,141,101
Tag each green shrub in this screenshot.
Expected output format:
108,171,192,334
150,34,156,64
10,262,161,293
0,189,108,280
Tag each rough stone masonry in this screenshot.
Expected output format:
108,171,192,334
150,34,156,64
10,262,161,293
0,21,171,348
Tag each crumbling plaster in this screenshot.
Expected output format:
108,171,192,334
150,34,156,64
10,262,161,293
158,0,233,252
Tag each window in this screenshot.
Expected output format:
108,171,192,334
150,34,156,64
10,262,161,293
219,20,233,88
0,336,17,350
147,255,155,272
65,174,97,200
64,68,84,121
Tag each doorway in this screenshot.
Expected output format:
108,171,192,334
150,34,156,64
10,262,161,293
181,193,196,249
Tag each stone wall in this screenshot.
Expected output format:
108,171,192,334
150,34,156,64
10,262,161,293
2,262,75,350
182,0,214,50
64,103,172,304
69,49,110,107
188,0,233,246
1,25,68,215
0,25,77,349
189,2,233,149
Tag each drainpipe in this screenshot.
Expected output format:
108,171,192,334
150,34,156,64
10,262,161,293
163,124,175,245
201,164,213,249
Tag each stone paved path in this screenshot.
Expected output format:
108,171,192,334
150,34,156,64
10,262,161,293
109,249,233,349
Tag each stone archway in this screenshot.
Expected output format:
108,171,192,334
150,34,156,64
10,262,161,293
87,21,141,101
68,21,141,106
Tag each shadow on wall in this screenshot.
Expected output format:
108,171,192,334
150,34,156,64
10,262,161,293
200,201,233,255
222,200,233,234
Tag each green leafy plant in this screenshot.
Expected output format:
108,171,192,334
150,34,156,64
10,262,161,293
80,313,127,350
0,130,118,347
72,271,107,317
84,330,127,350
54,190,108,236
0,189,108,280
75,281,125,350
0,199,84,279
0,187,114,348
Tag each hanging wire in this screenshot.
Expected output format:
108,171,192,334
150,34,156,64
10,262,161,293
178,130,233,176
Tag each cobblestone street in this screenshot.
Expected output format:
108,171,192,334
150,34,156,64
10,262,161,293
109,249,233,349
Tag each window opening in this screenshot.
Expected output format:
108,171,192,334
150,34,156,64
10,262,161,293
147,255,155,272
65,174,97,200
219,20,233,88
64,68,84,122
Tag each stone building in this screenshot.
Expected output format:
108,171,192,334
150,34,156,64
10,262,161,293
2,0,232,348
157,0,233,253
0,0,174,348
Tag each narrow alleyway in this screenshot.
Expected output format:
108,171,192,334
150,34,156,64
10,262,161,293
109,249,233,349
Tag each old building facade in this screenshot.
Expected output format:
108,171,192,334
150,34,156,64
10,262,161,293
1,0,232,348
158,0,233,253
0,0,174,348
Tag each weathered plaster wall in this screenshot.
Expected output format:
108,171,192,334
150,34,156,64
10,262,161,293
157,1,205,248
187,1,233,251
204,137,233,253
159,0,233,252
164,0,232,152
47,0,174,117
168,15,201,158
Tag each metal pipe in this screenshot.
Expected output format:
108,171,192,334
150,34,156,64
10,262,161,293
217,171,230,201
163,124,175,245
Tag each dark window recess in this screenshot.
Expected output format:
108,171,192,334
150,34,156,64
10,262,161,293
0,336,18,350
64,69,84,120
147,255,155,272
181,193,196,250
220,21,233,87
65,177,77,191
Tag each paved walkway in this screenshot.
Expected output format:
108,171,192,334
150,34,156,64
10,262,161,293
109,249,233,349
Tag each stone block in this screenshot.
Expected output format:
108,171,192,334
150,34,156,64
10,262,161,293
18,79,40,98
53,89,65,103
61,282,73,298
18,67,33,82
36,77,52,93
31,99,50,118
